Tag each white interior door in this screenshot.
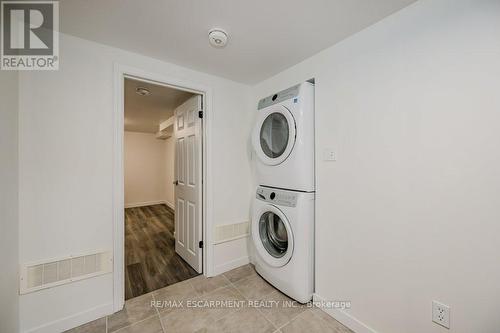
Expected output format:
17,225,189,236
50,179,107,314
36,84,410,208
174,95,203,273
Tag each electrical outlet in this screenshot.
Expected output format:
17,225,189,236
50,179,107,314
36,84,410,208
432,301,450,329
323,148,336,161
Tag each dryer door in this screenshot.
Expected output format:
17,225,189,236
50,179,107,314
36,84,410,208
253,105,296,166
252,204,294,267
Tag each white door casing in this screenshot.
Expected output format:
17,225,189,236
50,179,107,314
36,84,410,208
174,95,203,273
114,65,215,313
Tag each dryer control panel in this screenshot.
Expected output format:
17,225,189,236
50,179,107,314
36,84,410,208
257,84,300,110
256,186,297,207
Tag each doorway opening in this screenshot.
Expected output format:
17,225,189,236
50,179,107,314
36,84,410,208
121,76,204,300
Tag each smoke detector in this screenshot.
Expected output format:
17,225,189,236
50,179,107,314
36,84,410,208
135,87,151,96
208,29,228,48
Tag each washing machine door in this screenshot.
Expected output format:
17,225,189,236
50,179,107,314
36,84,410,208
252,204,294,267
253,105,296,166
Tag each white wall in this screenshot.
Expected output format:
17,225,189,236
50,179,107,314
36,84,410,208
252,0,500,332
124,131,169,207
0,71,20,333
18,32,253,332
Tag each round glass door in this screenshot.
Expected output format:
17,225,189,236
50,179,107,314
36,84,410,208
252,205,294,267
260,113,289,159
253,105,296,166
259,211,288,258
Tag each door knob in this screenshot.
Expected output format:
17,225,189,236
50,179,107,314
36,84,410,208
173,180,179,185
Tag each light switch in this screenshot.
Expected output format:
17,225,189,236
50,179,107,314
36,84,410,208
323,148,336,161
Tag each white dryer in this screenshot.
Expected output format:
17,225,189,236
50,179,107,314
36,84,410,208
252,186,314,303
253,82,315,192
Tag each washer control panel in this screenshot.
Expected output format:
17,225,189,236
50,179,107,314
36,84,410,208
256,186,297,207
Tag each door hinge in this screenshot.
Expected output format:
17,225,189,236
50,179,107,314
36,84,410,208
199,240,203,249
198,110,203,119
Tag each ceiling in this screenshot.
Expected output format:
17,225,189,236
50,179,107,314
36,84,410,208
124,78,194,133
59,0,417,84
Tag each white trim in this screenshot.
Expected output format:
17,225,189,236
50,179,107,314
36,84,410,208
165,201,175,211
124,200,168,209
313,294,379,333
112,64,125,313
23,303,113,333
113,64,214,314
214,256,250,276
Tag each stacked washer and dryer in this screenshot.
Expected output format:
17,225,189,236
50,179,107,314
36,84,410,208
251,82,315,303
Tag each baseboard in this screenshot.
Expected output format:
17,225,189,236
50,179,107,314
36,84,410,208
124,200,167,208
165,201,175,211
313,294,379,333
214,256,250,276
24,303,113,333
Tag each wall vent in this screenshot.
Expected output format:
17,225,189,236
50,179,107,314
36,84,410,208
214,221,249,244
20,251,112,294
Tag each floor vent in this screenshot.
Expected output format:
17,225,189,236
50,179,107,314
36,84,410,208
20,251,112,294
214,221,249,244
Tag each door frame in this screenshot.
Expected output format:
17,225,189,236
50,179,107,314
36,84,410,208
112,64,214,312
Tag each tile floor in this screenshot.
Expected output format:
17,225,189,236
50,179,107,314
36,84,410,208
65,264,352,333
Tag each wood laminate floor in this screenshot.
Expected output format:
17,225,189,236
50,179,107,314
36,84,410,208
124,204,199,300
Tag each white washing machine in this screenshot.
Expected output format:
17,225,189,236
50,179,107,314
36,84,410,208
252,186,314,303
252,82,315,192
